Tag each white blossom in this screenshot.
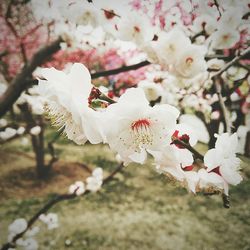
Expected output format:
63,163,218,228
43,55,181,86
104,88,179,165
39,213,58,230
155,29,191,67
179,114,209,144
86,177,103,193
69,181,85,196
0,118,7,128
17,238,38,250
115,13,154,46
174,44,207,78
8,218,27,241
138,80,163,102
86,167,103,192
17,127,25,135
0,128,17,141
204,133,242,194
210,27,240,49
38,63,105,145
30,126,41,136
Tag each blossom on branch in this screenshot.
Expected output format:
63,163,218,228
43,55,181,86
104,88,179,165
204,133,242,194
37,63,105,145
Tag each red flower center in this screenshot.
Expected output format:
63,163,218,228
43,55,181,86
186,57,193,65
131,119,150,131
134,26,140,33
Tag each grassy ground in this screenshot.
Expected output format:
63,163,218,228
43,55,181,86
0,133,250,250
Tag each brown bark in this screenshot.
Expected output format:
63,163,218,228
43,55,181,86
0,38,62,118
18,103,49,178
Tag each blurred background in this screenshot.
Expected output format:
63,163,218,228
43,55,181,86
0,0,250,249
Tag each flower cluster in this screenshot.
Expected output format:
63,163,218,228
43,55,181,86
69,167,104,194
38,63,243,195
8,218,39,250
39,213,59,230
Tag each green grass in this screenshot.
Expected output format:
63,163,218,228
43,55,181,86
0,134,250,250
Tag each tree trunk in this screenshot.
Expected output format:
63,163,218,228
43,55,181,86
19,103,49,178
245,131,250,157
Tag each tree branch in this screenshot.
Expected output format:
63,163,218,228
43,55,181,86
211,48,250,133
213,0,222,17
214,78,231,132
0,37,62,118
1,163,125,250
91,60,150,79
211,48,250,78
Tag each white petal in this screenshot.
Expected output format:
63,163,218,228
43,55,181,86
204,148,223,172
129,149,147,164
81,109,105,144
69,63,92,102
118,88,149,106
164,165,185,181
220,162,242,185
40,67,67,84
185,171,199,193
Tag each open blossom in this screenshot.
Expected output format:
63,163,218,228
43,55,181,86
219,7,243,29
174,44,207,78
192,14,217,35
155,29,191,67
150,123,199,193
38,63,104,145
179,114,209,144
138,80,163,102
153,29,207,78
39,213,58,230
197,168,224,192
104,88,180,165
204,133,242,194
65,1,98,27
69,181,85,196
115,13,154,45
151,144,200,193
210,27,240,49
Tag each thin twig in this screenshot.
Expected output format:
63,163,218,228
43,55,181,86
172,139,204,161
1,163,125,250
211,47,250,133
191,30,206,43
91,60,150,79
214,78,231,132
213,0,222,17
212,48,250,78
